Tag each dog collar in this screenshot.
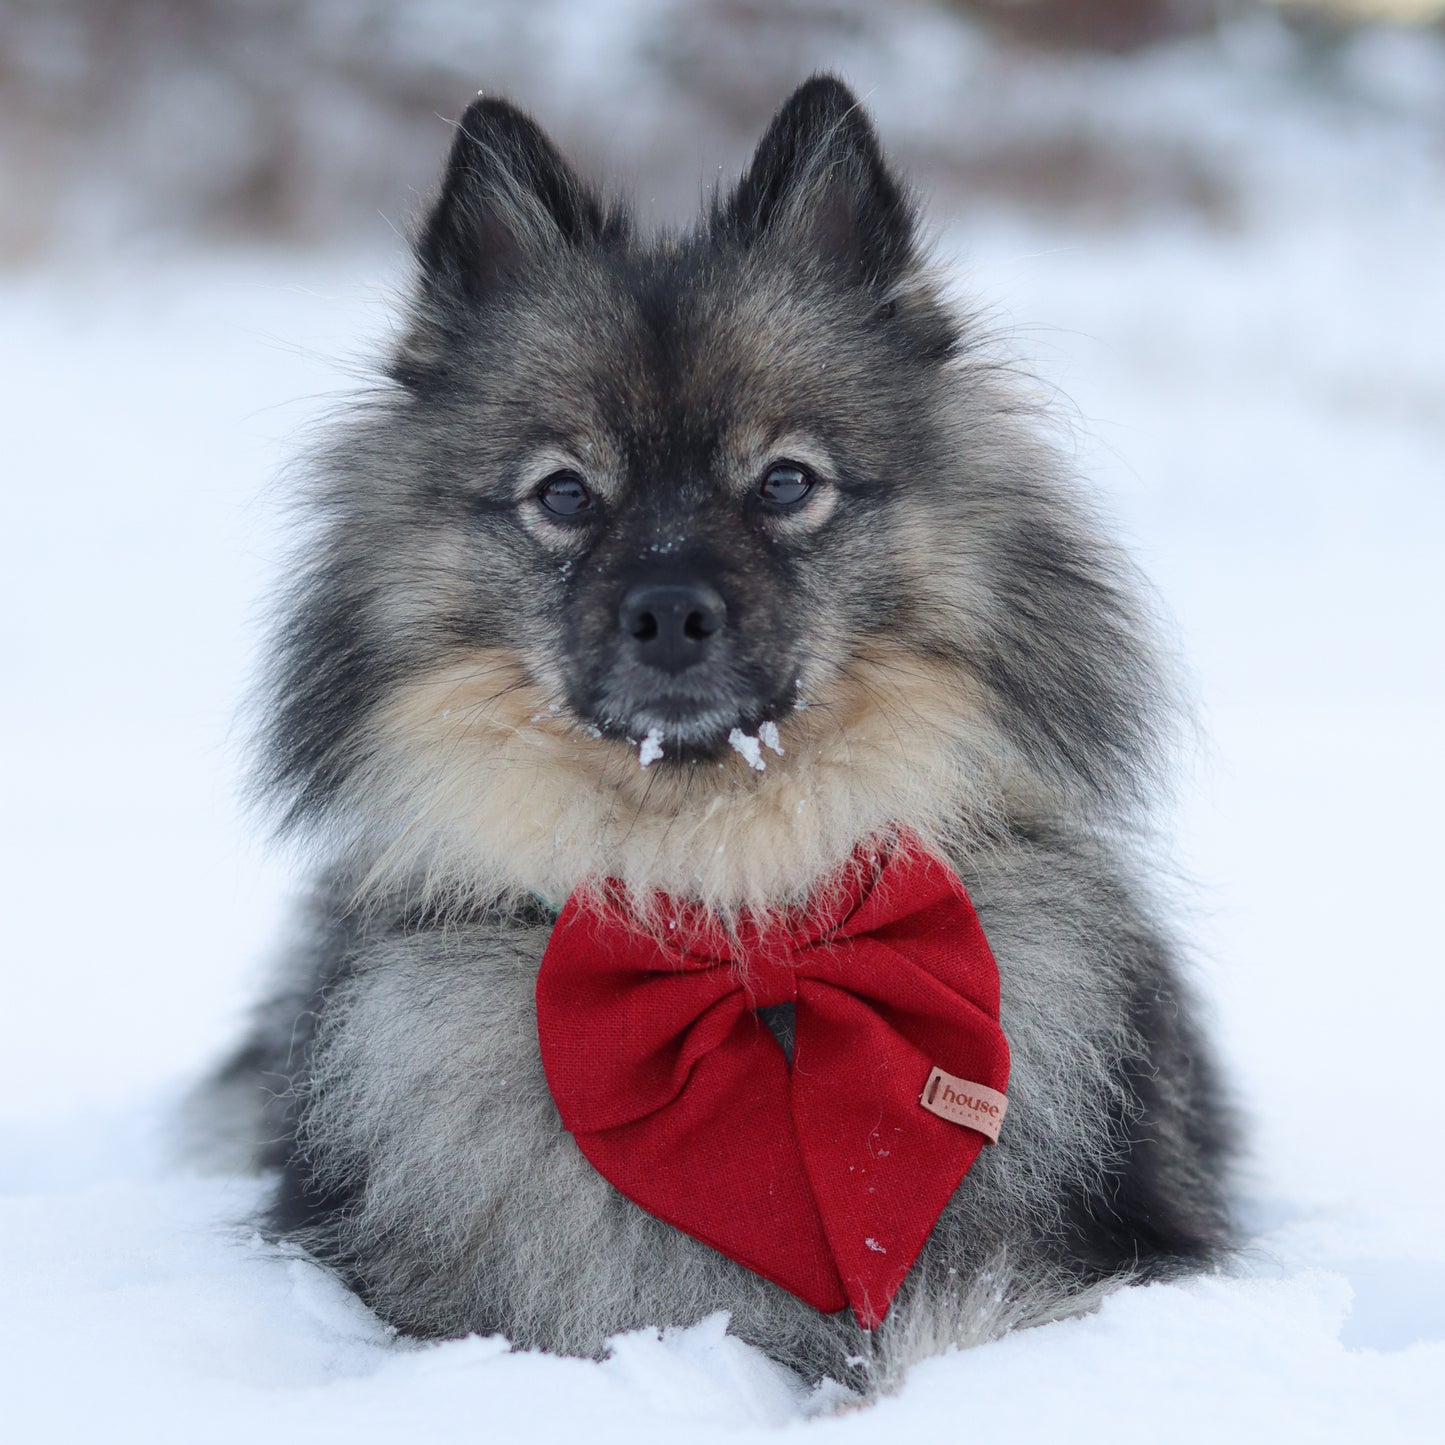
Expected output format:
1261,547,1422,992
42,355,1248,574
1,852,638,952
535,834,1010,1327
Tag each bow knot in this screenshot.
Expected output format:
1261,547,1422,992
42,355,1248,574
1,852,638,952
740,954,800,1009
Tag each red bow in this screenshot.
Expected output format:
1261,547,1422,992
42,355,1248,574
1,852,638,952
535,835,1009,1327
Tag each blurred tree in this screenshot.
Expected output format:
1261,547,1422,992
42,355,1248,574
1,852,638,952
949,0,1225,53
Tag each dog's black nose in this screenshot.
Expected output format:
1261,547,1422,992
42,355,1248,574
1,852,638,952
619,582,727,673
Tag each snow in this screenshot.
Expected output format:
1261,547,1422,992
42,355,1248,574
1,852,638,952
758,721,784,757
638,727,665,768
4,18,1445,1442
728,727,767,771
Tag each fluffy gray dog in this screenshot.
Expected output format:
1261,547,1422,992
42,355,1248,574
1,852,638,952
205,76,1232,1392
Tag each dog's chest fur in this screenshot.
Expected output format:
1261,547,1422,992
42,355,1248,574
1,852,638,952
252,825,1225,1386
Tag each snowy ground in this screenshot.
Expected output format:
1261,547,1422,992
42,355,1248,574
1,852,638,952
4,41,1445,1445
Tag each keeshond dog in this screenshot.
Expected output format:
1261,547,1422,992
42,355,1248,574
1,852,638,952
205,76,1232,1391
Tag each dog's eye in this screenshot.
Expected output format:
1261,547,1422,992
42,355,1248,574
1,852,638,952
537,471,594,518
758,462,814,507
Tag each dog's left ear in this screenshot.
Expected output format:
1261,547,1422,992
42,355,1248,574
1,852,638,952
721,76,917,291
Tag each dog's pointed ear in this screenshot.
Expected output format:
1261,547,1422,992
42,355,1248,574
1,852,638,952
722,76,917,290
417,96,613,302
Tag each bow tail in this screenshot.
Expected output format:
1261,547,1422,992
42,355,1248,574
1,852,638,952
791,983,988,1328
568,1010,849,1315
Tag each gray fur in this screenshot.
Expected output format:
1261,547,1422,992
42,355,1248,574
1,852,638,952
198,77,1233,1394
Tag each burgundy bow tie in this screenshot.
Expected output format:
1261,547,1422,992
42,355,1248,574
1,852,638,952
535,834,1010,1327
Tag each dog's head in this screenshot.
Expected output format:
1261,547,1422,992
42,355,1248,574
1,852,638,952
263,79,1169,911
392,78,960,761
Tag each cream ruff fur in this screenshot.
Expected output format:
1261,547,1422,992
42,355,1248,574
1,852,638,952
344,643,1013,917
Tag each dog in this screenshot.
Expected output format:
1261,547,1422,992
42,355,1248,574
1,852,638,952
203,75,1232,1391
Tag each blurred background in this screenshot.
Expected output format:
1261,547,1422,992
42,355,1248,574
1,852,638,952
2,0,1444,255
0,0,1439,254
2,0,1444,1407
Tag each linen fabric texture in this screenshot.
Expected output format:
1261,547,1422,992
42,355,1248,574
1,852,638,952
535,835,1010,1326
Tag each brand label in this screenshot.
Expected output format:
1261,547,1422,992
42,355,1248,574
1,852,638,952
919,1067,1008,1144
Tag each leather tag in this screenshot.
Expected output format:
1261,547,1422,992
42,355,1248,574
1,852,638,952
920,1067,1008,1144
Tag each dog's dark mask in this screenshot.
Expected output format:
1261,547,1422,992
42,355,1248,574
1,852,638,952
391,79,957,760
561,501,805,753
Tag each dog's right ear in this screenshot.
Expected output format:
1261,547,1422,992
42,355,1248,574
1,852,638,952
416,96,615,304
